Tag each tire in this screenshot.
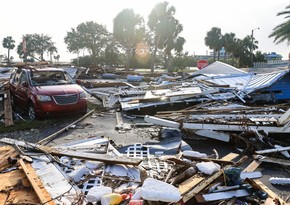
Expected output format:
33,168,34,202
28,103,36,121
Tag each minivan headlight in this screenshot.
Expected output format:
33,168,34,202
37,95,52,102
79,92,87,99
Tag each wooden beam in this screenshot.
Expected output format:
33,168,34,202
0,166,40,205
180,153,239,202
243,160,287,205
245,178,287,205
255,146,290,155
254,155,290,166
0,138,142,166
3,89,13,127
18,159,56,205
243,160,261,172
37,109,95,145
41,146,142,166
0,146,17,171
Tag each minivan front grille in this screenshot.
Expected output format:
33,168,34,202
53,94,78,105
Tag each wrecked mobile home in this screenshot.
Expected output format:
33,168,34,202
1,62,290,204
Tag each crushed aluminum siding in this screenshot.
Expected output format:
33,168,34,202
31,155,86,204
195,69,290,98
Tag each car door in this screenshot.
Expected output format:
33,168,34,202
13,70,29,109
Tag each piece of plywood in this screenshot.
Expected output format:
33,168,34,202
5,189,40,204
180,153,239,202
0,147,17,171
0,168,40,205
245,178,287,205
19,159,56,205
243,160,261,172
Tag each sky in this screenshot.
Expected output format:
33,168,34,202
1,0,290,62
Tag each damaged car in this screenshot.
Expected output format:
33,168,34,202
9,67,87,120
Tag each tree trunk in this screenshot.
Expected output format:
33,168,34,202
7,49,10,65
213,50,216,61
151,35,161,73
125,47,131,70
166,52,173,73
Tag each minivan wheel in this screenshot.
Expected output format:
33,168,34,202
28,104,36,120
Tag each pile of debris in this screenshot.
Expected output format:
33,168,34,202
0,127,288,204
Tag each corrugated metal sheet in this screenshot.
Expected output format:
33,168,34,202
191,61,247,76
197,69,290,96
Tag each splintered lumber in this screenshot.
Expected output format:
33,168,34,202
0,169,40,204
243,161,286,205
0,138,142,166
245,178,287,205
243,160,261,172
145,115,290,133
0,145,18,171
37,109,95,145
3,89,13,126
30,155,85,204
18,159,55,205
254,155,290,166
41,146,142,166
194,130,230,142
180,153,239,202
277,108,290,125
144,115,180,128
255,146,290,155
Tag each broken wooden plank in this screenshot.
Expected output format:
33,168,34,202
0,169,31,188
277,108,290,125
195,189,250,202
30,155,85,204
182,122,290,133
0,138,142,166
245,178,287,205
243,160,261,172
145,115,290,133
255,146,290,155
19,159,56,205
0,146,18,171
180,153,239,202
243,161,287,205
194,130,230,142
254,155,290,166
145,115,179,128
3,189,40,204
42,146,142,166
189,114,280,121
0,168,40,205
37,109,95,145
3,89,13,127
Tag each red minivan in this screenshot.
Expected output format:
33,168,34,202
9,67,87,120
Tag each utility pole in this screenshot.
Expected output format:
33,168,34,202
250,27,259,67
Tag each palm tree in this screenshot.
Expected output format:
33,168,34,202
2,36,15,65
269,5,290,44
163,19,185,72
223,32,237,60
205,27,222,61
48,45,57,63
148,1,179,72
113,9,144,69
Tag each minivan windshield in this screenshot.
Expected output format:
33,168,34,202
29,70,75,86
